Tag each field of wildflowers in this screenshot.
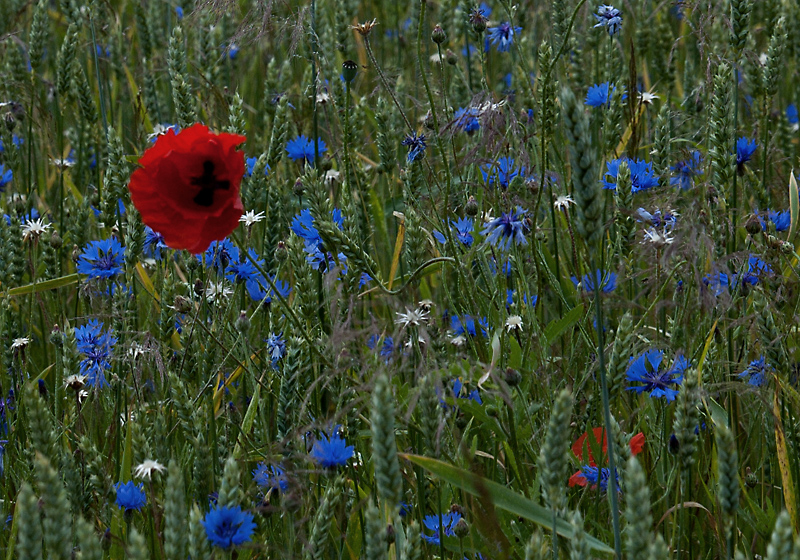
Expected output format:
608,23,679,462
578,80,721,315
1,0,800,558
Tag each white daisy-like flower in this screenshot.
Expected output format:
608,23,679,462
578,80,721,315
147,124,177,141
505,315,523,333
21,217,51,241
239,210,265,227
643,227,674,247
395,308,430,328
65,374,87,390
325,169,341,184
638,91,660,105
316,91,330,104
205,281,233,303
51,157,75,168
554,195,575,211
11,337,31,350
134,459,167,480
450,335,467,347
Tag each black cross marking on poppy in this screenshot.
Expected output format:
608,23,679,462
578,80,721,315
191,161,230,207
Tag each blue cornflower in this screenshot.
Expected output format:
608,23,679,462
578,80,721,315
77,238,125,280
787,104,798,125
763,209,791,232
635,208,677,230
576,466,618,492
95,44,110,58
593,4,623,35
286,135,327,165
291,209,322,246
143,227,168,260
481,157,523,189
670,151,703,190
450,315,489,338
0,164,13,192
202,505,257,549
746,255,773,283
602,158,659,193
486,22,521,52
453,378,483,404
204,239,239,275
311,428,355,468
739,356,771,387
244,273,291,303
226,249,263,284
227,43,239,60
481,207,528,250
402,132,427,163
585,82,622,107
478,1,492,17
433,217,474,247
0,135,23,153
245,157,270,177
175,6,184,19
252,463,288,492
454,107,480,133
626,349,688,402
75,321,115,389
422,512,462,545
736,137,758,173
265,332,286,364
571,270,617,293
359,273,372,289
114,481,147,511
379,337,394,360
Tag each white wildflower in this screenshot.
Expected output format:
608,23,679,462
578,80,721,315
554,195,575,211
505,315,524,333
239,210,265,227
11,337,31,350
204,281,233,303
21,218,51,241
395,307,430,328
134,459,167,480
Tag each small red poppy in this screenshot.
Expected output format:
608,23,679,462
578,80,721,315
128,123,246,254
568,427,645,487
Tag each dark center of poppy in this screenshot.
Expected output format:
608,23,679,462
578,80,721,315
191,161,230,207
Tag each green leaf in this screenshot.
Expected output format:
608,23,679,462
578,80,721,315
402,454,613,554
544,304,584,345
3,274,80,298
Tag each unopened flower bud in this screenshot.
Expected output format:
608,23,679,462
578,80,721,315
745,214,762,235
445,48,458,65
275,240,289,262
453,518,470,538
431,24,446,44
465,195,478,216
293,178,305,197
236,310,250,333
504,367,521,387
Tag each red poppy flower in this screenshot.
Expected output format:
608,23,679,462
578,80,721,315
568,427,645,487
128,123,246,254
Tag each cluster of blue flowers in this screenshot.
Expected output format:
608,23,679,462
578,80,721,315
252,463,289,492
402,132,427,163
422,511,462,545
291,208,349,272
593,4,623,35
571,270,617,293
602,158,659,193
204,239,291,303
481,157,524,189
433,217,474,247
75,320,116,388
670,151,703,190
